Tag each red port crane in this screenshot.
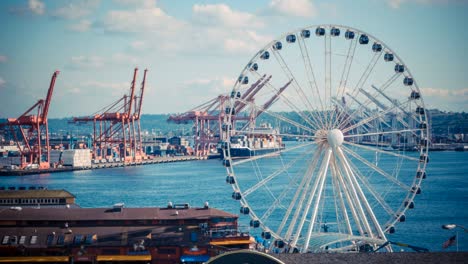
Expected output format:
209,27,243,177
167,75,282,157
0,71,60,169
73,68,148,163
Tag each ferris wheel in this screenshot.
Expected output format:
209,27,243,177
221,25,430,253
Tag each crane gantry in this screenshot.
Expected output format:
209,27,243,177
0,71,59,169
73,68,148,163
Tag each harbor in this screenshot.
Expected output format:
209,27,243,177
0,1,467,263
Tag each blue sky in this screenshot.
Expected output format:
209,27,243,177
0,0,466,118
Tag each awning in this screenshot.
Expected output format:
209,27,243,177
96,255,151,261
0,256,69,262
210,239,251,246
180,255,210,263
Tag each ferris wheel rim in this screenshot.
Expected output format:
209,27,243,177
223,24,430,253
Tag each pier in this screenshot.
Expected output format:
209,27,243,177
0,155,205,176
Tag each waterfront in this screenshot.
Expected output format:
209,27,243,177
1,150,467,252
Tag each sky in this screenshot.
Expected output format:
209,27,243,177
0,0,467,118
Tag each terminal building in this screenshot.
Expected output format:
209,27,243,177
0,190,252,264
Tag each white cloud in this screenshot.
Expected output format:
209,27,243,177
420,87,468,110
99,3,270,55
0,55,7,63
129,40,147,51
268,0,317,18
184,76,235,94
52,0,100,19
224,30,272,54
102,6,185,33
67,53,141,70
69,55,105,69
192,4,264,29
81,80,129,91
0,77,5,87
113,0,156,8
111,53,139,65
387,0,461,9
28,0,45,15
69,19,92,32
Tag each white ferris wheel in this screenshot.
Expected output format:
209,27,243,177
221,25,430,253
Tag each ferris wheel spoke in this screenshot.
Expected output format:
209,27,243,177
298,37,325,118
341,145,411,192
331,163,354,235
236,98,316,134
232,141,315,167
348,52,382,100
242,148,312,198
231,130,316,140
260,148,316,223
289,148,331,250
251,72,321,130
282,146,324,242
344,128,420,139
343,140,419,162
337,37,358,98
335,152,372,236
334,159,365,235
301,149,332,253
370,84,423,127
341,98,412,134
345,157,397,216
330,37,358,130
336,147,388,241
337,73,399,128
271,50,318,115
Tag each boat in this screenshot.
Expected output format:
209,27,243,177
219,124,285,159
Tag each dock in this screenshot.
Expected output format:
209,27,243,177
0,155,206,176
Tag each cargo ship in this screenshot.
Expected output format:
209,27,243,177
219,124,285,159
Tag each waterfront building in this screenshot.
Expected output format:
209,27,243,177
0,197,251,264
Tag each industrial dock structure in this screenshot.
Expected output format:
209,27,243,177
0,68,207,176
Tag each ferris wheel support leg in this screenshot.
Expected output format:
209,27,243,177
302,148,333,253
288,147,328,250
337,147,390,250
331,162,354,236
281,147,322,243
336,147,374,237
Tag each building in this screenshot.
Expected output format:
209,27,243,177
0,200,251,264
0,188,76,208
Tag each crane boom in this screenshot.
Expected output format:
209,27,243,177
41,70,59,122
127,68,138,117
136,69,147,119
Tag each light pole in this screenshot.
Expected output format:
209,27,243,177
442,224,468,252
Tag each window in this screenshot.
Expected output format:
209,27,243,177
73,235,83,245
19,236,26,244
46,234,55,246
85,234,95,244
30,236,38,245
57,235,65,245
2,236,9,245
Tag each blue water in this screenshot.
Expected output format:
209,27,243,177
1,151,467,252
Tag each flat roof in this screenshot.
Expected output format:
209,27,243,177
0,207,237,221
0,190,75,199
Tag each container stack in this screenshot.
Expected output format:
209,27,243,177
61,149,91,167
49,150,62,164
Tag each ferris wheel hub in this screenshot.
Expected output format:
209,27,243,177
327,129,344,148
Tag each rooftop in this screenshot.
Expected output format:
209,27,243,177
0,206,237,221
0,189,75,199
